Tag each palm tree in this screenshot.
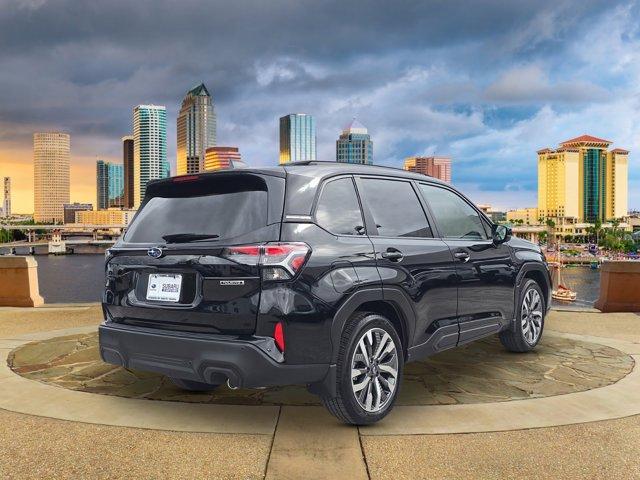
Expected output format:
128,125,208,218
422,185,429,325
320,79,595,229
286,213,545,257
545,218,556,247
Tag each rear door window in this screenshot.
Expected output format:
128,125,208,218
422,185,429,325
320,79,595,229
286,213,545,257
358,178,432,237
124,176,269,244
315,177,364,235
418,184,489,240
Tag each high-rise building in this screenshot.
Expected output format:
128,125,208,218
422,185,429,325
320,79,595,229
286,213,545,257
3,177,10,217
177,83,217,175
33,132,70,223
404,156,451,183
63,202,92,224
336,119,373,165
538,135,628,222
204,147,242,171
97,160,124,209
96,160,109,210
122,135,134,208
279,114,316,164
133,105,169,207
109,163,124,208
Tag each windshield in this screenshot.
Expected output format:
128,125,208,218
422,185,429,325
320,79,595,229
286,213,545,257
124,178,269,244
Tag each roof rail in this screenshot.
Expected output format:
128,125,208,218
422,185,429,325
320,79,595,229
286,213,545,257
285,160,407,172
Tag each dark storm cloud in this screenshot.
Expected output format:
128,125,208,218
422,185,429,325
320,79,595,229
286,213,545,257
1,0,637,208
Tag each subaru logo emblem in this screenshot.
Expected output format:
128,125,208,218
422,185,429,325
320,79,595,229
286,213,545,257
147,247,163,259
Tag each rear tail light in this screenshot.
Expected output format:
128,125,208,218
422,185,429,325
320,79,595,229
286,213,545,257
223,242,311,281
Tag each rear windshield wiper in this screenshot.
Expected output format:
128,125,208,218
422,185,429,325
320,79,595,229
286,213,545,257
162,233,220,243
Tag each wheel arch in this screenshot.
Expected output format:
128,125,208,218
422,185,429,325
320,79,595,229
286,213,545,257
329,287,415,363
511,262,552,330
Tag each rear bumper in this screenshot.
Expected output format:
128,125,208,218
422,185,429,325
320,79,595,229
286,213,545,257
98,321,329,389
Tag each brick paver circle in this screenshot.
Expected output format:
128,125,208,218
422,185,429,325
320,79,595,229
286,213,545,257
7,332,633,406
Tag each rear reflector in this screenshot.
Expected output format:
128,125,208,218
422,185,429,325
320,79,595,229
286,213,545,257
274,322,285,352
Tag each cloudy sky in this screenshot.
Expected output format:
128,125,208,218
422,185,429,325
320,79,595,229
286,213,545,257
1,0,639,213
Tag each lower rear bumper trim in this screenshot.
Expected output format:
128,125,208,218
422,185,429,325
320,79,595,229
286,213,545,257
99,322,329,389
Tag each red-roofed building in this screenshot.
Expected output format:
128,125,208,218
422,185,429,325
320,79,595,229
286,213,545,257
560,134,612,146
537,135,628,223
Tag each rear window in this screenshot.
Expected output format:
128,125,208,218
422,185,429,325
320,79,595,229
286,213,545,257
124,176,269,244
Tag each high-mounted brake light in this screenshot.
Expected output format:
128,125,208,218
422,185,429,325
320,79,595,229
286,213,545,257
222,242,311,280
172,175,200,183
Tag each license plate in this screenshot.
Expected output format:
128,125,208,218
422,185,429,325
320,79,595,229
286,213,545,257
146,274,182,302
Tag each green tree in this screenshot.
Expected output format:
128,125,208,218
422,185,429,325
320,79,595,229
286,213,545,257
538,230,548,244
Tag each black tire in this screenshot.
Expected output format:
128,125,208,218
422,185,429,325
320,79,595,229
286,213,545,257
321,311,404,425
499,279,545,352
170,377,222,392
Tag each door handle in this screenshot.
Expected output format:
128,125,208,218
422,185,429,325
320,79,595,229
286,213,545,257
381,248,404,262
454,251,470,262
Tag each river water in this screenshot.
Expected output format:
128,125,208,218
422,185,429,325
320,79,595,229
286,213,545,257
32,254,602,308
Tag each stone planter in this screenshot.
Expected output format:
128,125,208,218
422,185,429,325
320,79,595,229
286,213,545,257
594,261,640,312
0,256,44,307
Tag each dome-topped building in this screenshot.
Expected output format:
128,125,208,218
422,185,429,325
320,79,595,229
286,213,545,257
336,118,373,164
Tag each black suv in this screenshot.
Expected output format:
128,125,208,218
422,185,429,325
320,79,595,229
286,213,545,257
100,162,550,424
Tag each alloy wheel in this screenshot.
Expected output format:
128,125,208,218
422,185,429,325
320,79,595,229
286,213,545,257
350,327,399,413
521,288,543,345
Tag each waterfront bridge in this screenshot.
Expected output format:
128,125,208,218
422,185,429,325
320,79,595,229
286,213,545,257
0,224,125,253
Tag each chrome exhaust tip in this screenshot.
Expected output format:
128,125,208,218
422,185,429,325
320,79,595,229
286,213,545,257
227,379,239,390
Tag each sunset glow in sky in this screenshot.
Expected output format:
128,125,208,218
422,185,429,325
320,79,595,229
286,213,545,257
1,0,639,213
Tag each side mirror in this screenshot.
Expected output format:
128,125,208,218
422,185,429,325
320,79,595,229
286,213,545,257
492,224,511,244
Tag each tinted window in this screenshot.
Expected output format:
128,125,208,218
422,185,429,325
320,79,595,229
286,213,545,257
359,179,431,237
315,177,364,235
419,184,488,240
125,178,268,243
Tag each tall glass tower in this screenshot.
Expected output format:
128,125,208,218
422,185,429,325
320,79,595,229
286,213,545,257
176,83,216,175
336,119,373,164
122,135,134,208
97,161,124,209
96,160,109,210
133,105,169,207
279,114,316,164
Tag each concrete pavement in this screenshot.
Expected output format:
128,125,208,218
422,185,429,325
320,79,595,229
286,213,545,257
0,306,639,479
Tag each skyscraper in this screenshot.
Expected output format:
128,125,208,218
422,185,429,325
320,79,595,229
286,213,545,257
122,135,134,208
3,177,10,217
404,156,451,183
33,132,70,223
97,160,125,209
336,119,373,164
97,160,109,210
108,163,124,208
537,135,628,222
204,147,242,171
133,105,169,207
279,114,316,164
177,83,216,175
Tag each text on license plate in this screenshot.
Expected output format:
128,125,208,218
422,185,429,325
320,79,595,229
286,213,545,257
146,274,182,302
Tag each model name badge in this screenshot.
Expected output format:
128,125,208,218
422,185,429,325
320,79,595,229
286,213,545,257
220,280,245,286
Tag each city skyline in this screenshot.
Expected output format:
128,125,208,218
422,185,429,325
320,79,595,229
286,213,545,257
1,1,639,213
